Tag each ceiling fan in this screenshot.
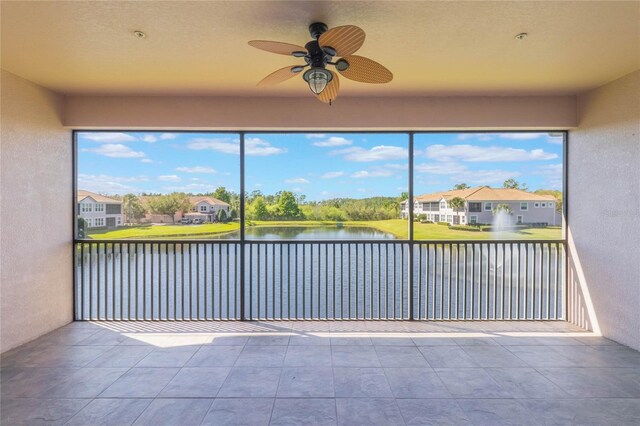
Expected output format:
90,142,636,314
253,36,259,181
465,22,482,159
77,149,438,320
249,22,393,104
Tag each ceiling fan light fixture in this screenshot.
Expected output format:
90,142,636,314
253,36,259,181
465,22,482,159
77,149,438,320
303,67,333,94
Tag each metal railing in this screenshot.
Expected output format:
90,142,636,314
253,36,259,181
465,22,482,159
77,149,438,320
74,239,565,321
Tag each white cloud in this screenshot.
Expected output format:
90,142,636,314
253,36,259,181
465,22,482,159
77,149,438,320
546,133,564,144
78,173,148,183
158,175,181,182
305,134,327,139
142,135,157,143
415,161,520,185
533,163,563,189
163,183,211,192
82,144,145,158
357,188,367,193
285,177,310,184
291,187,304,193
160,133,177,140
351,169,394,178
140,159,154,163
384,163,408,170
424,144,557,162
77,174,148,194
187,137,286,156
535,163,563,175
312,136,352,147
175,166,217,174
332,145,408,162
415,162,468,175
456,170,520,185
80,132,137,143
321,171,344,179
457,133,494,141
499,133,545,140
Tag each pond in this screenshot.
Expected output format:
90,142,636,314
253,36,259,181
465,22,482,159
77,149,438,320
238,225,396,240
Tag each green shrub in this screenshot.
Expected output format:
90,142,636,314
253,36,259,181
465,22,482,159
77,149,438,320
437,221,449,226
448,225,481,232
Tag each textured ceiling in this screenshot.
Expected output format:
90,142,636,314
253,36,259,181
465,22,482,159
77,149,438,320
1,1,639,97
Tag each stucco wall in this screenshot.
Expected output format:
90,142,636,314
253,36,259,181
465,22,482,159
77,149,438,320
0,70,72,352
568,70,640,350
63,95,577,130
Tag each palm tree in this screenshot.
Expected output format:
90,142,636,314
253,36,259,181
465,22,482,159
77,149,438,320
449,197,465,222
492,203,513,215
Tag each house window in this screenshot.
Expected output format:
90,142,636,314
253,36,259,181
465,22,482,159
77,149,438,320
85,218,92,227
469,215,478,224
520,202,528,211
199,205,208,212
80,203,92,213
517,215,523,224
440,201,446,209
106,204,122,214
548,202,554,208
116,217,121,225
541,202,547,208
534,202,540,208
94,218,105,227
447,215,452,222
434,214,440,222
95,203,105,212
461,216,466,224
484,202,492,211
468,202,481,212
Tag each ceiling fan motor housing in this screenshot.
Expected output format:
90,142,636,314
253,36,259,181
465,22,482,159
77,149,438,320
308,22,328,39
304,40,332,68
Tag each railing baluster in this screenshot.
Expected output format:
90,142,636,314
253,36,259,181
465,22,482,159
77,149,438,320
74,240,564,323
326,244,329,320
484,243,489,320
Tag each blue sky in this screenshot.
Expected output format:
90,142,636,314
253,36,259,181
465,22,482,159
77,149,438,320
77,131,563,199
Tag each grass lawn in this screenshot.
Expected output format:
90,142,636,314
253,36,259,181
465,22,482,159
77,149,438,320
412,222,562,240
86,219,561,240
86,222,240,240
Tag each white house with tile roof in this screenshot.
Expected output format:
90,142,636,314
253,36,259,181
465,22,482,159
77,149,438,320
77,190,124,228
401,187,561,226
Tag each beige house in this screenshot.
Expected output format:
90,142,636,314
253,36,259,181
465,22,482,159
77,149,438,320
141,195,231,223
401,187,560,226
77,190,123,228
184,196,231,222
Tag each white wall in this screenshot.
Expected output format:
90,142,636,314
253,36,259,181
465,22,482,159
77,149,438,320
567,70,640,350
0,70,72,352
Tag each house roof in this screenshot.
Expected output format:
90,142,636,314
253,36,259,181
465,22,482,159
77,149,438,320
413,187,557,203
77,190,122,204
189,196,230,207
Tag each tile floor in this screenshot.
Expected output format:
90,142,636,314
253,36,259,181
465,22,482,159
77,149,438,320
1,321,639,425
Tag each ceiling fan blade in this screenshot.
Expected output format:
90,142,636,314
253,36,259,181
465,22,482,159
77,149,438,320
337,55,393,84
248,40,307,56
318,25,365,56
316,71,340,103
257,66,301,87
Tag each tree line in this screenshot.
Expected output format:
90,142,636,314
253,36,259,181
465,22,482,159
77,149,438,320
107,178,561,225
